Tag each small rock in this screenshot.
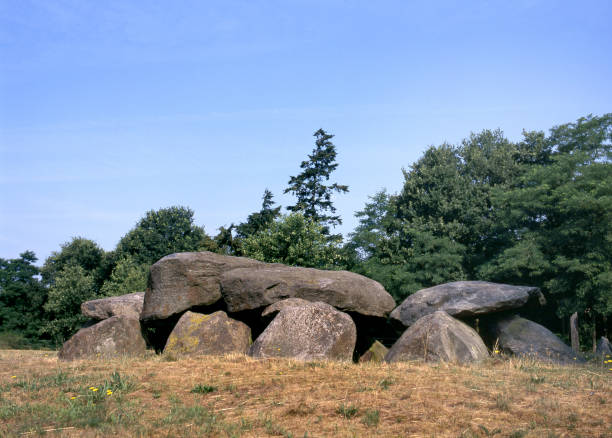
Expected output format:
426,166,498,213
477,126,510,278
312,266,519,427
359,340,388,363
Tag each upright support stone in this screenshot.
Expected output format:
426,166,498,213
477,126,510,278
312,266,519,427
570,312,580,353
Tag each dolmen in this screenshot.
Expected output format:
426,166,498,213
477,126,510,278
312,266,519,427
59,252,581,365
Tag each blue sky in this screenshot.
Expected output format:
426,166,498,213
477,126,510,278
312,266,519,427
1,0,611,264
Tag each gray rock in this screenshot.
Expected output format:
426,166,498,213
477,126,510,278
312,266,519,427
58,316,146,361
595,336,612,358
81,292,145,320
385,311,489,364
261,298,312,319
141,252,262,320
249,301,356,361
390,281,545,327
487,315,584,364
164,311,251,356
359,340,388,363
221,265,395,318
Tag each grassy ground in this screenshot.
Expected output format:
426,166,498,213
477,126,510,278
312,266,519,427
1,350,611,437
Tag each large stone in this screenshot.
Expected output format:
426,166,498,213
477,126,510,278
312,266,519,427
141,252,262,320
261,298,312,319
385,311,489,364
390,281,545,327
249,301,356,361
81,292,145,320
58,316,146,361
164,311,251,356
595,337,612,358
221,265,395,318
486,315,584,364
359,340,388,363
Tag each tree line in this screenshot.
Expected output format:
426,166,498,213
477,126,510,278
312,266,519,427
1,115,610,350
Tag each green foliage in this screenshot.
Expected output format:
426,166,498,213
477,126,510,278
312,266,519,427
235,189,282,240
481,114,612,340
99,255,148,297
41,238,108,288
42,265,97,344
285,129,349,234
116,206,215,266
241,213,343,269
0,251,48,342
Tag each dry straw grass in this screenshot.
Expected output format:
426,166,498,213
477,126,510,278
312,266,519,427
1,349,611,437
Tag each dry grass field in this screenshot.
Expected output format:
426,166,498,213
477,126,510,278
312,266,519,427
1,349,611,437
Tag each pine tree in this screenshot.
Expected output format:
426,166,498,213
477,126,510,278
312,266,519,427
285,129,349,234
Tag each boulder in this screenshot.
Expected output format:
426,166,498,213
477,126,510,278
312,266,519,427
221,265,395,318
385,311,489,364
164,311,251,356
81,292,145,320
249,301,356,361
486,315,584,364
359,340,388,363
595,336,612,358
141,252,262,321
261,298,312,319
58,316,146,361
390,281,545,327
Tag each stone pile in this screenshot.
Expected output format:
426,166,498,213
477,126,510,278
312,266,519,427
59,251,582,365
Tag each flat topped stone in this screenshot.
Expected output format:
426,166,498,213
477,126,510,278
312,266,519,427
385,311,489,364
390,281,544,327
81,292,145,320
221,265,396,318
141,251,263,321
249,301,356,361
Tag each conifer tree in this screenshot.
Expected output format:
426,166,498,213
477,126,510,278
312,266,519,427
285,129,349,234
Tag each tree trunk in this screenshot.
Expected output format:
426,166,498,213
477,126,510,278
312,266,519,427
570,312,580,353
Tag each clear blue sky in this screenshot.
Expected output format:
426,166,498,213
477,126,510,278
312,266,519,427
1,0,611,264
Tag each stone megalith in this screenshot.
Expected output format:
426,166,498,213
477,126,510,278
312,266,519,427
141,252,263,321
261,298,312,319
385,311,489,364
163,311,252,356
58,316,146,361
249,301,356,361
485,315,584,364
81,292,145,320
390,281,545,328
221,265,395,318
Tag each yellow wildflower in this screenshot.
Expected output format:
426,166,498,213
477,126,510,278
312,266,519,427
10,376,16,379
106,390,113,395
91,387,99,392
70,396,76,400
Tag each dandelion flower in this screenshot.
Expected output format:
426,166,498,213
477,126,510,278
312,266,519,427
106,390,113,395
10,376,16,379
91,387,99,392
70,396,76,400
